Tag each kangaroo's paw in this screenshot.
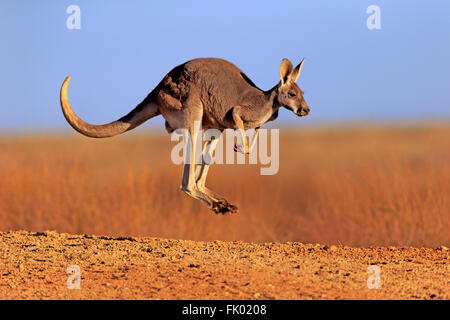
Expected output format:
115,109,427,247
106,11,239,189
233,144,249,154
197,186,239,214
210,199,239,215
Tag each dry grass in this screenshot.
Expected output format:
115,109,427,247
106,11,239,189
0,124,448,247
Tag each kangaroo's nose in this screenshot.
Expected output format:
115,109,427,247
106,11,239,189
298,106,310,116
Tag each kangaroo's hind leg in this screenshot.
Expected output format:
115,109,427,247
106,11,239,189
195,138,238,213
179,112,210,205
178,103,234,214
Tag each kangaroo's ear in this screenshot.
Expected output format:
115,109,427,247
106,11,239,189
291,58,305,82
279,58,293,84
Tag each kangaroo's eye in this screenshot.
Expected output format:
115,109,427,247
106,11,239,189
288,92,296,97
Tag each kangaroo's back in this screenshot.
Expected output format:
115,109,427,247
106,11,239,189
156,58,265,123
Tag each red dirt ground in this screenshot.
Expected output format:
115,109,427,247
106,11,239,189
0,231,448,299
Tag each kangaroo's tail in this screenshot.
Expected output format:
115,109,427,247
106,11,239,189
60,76,160,138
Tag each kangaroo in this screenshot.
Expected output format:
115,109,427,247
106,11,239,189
60,57,310,214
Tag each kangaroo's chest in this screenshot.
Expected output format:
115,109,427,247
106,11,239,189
242,106,275,129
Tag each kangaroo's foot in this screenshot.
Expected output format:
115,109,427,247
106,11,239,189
182,186,238,214
210,198,239,214
198,185,238,214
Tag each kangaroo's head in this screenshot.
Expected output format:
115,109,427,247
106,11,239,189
276,58,310,117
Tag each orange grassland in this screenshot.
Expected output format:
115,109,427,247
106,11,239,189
0,124,448,247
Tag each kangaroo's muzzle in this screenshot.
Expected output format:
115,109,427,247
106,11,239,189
297,105,310,117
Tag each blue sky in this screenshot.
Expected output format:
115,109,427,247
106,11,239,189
0,1,449,131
